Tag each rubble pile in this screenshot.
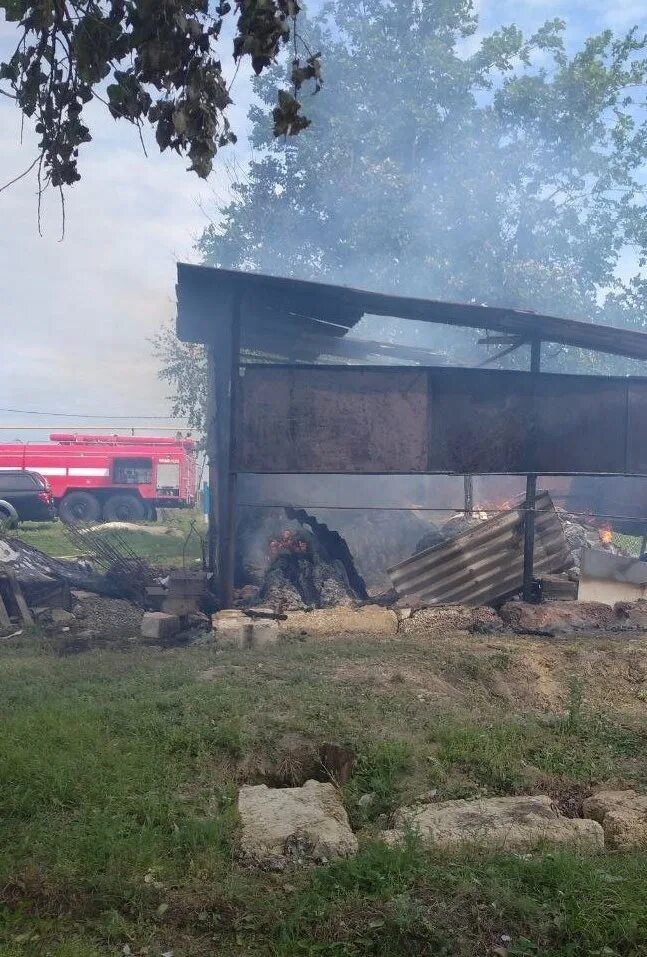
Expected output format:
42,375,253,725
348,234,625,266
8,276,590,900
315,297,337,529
0,536,106,607
0,533,207,644
71,591,144,639
559,511,631,576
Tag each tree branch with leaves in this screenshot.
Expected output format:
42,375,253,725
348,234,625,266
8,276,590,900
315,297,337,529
0,0,321,196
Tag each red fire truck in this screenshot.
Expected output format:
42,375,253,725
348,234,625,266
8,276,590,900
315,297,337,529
0,433,197,523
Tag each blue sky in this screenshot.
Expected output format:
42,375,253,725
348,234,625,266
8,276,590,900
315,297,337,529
0,0,645,443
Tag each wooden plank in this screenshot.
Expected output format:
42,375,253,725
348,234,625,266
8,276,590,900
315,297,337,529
541,575,578,601
208,292,242,607
0,587,11,629
12,578,34,626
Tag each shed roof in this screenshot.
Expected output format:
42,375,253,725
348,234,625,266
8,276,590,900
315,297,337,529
177,264,647,362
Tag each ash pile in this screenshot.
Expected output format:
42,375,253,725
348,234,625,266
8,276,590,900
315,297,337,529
234,497,636,613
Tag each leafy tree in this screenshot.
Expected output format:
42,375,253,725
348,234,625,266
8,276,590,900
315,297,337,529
151,323,207,437
160,0,647,426
0,0,320,193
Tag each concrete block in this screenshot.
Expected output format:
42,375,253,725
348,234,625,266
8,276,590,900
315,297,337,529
383,795,604,852
141,611,181,640
251,618,280,648
212,610,252,648
583,790,647,849
238,780,358,866
162,596,199,616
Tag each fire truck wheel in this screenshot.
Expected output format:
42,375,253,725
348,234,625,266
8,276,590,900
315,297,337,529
59,491,101,525
103,494,147,523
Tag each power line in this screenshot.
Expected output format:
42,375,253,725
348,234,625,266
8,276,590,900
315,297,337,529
237,502,647,523
0,407,180,419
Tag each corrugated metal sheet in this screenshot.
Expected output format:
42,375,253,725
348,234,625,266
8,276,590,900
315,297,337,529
387,492,570,606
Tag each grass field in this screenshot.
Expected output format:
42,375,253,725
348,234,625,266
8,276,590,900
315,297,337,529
0,629,646,956
6,513,205,566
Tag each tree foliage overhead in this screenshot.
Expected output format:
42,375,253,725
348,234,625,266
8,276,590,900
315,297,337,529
157,0,647,428
0,0,320,190
199,0,647,359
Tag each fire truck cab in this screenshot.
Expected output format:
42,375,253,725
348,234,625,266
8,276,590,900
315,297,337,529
0,433,197,524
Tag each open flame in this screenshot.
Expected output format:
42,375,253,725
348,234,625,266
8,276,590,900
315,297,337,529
268,529,309,559
599,526,613,545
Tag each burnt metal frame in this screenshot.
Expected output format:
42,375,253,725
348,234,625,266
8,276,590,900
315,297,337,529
177,265,647,608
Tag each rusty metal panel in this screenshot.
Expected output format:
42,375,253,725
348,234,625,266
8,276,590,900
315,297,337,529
387,492,570,606
428,372,530,472
235,367,429,473
235,366,647,476
535,377,628,473
427,370,630,474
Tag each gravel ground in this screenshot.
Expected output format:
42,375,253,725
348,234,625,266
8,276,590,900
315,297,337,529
71,592,144,639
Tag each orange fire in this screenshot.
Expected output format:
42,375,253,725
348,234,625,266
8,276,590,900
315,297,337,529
599,526,613,545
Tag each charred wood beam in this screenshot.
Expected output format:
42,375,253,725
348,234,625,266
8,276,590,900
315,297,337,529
241,329,445,365
178,264,647,360
478,339,528,367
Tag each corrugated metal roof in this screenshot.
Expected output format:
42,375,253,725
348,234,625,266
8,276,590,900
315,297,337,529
387,492,571,606
177,264,647,361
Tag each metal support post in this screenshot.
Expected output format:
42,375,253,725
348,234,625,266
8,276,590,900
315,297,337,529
522,337,541,602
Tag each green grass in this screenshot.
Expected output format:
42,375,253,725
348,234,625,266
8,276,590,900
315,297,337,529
8,512,204,566
0,635,645,955
613,533,644,557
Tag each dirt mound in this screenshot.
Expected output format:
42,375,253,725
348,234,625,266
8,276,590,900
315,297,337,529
327,630,647,717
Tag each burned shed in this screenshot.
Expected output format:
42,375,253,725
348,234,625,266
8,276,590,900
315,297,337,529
176,264,647,607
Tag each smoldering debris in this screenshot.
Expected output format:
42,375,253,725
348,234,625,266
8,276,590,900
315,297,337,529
235,505,432,597
0,536,113,607
0,534,208,645
258,526,366,610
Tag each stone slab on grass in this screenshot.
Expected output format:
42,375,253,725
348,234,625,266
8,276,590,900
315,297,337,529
280,604,397,637
582,790,647,849
382,794,604,852
212,611,280,649
238,779,358,867
212,610,252,648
